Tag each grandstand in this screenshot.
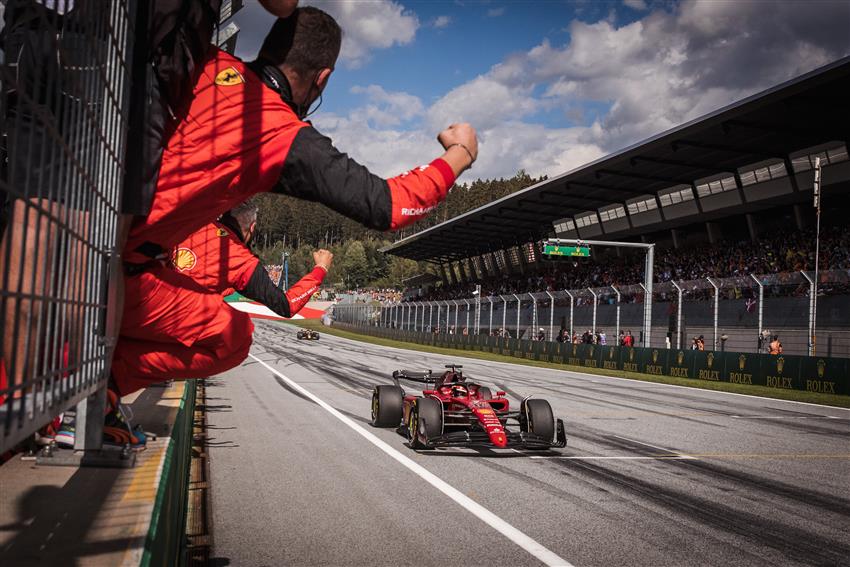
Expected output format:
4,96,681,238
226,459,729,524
383,57,850,358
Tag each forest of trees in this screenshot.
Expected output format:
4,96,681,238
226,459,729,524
251,170,547,288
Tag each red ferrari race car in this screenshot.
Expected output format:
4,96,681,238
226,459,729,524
370,365,566,450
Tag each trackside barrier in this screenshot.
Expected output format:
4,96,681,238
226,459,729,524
141,380,197,567
334,324,849,396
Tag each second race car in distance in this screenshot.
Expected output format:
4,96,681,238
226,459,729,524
296,329,320,340
370,364,566,450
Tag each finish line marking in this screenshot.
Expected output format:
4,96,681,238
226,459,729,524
249,353,574,567
531,455,695,460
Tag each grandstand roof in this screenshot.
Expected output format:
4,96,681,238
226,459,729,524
383,56,850,262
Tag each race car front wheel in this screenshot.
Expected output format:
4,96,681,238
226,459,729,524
409,397,442,449
371,385,403,427
521,399,555,443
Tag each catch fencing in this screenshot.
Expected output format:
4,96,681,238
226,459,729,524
333,270,850,359
329,323,850,397
0,1,134,452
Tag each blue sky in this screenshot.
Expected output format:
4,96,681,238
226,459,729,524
234,0,850,181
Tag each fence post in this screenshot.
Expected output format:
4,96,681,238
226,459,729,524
502,296,508,335
588,288,598,335
464,299,471,332
453,300,460,332
708,278,720,350
671,281,683,349
546,291,555,342
751,274,764,352
530,293,538,337
611,286,621,346
513,294,521,339
565,290,574,340
489,298,494,335
638,284,650,347
801,270,815,356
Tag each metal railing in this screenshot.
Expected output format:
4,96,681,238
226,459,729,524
1,1,134,452
331,269,850,359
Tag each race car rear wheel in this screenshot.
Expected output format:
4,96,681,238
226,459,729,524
477,386,492,400
521,399,555,443
409,397,442,449
371,385,403,427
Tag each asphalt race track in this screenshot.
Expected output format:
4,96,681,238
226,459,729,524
206,321,850,567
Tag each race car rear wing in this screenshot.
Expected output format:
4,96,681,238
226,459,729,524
392,370,434,384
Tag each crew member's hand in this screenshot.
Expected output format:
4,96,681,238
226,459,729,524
259,0,298,18
313,249,333,271
437,123,478,176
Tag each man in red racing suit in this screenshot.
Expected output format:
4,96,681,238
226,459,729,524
113,202,329,394
111,7,478,396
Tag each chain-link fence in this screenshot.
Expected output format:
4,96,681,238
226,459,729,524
1,1,134,452
332,270,850,359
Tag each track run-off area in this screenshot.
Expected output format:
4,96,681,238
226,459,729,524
206,320,850,567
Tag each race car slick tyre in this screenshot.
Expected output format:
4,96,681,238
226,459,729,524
371,385,403,427
522,399,555,443
409,397,442,449
477,386,492,400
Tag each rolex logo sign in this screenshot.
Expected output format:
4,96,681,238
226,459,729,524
739,354,746,370
652,350,659,363
817,359,826,378
677,351,684,365
707,352,714,369
777,356,785,374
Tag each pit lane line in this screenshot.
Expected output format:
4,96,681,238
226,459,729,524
247,353,575,567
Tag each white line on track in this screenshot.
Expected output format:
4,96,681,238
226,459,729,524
530,456,696,460
730,415,841,419
609,434,696,459
248,353,574,567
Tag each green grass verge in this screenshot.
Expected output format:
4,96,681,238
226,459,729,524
288,319,850,408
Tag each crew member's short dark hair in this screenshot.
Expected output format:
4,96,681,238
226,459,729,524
259,6,342,76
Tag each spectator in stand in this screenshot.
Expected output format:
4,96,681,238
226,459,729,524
691,337,699,350
557,328,569,343
623,331,634,347
536,328,546,341
599,330,607,346
697,335,706,351
618,330,625,346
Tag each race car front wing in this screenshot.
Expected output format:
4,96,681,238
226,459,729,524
412,417,567,450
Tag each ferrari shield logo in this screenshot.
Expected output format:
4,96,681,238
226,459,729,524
817,359,826,378
215,66,244,86
739,354,746,370
216,227,229,237
707,352,714,368
777,357,785,374
172,247,196,272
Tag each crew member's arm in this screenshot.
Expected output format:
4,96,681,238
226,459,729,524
275,123,477,231
239,250,332,318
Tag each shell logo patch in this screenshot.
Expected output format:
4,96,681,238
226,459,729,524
215,67,244,86
173,248,197,272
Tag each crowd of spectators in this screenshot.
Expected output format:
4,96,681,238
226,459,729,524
407,227,850,302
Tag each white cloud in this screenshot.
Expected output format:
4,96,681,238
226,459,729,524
432,15,452,28
315,0,850,183
623,0,648,11
487,7,506,18
349,85,424,127
307,0,419,68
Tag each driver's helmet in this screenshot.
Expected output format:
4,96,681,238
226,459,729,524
451,383,468,397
